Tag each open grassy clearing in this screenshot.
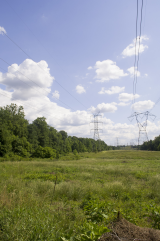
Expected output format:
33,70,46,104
0,150,160,240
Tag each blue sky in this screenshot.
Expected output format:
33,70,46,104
0,0,160,145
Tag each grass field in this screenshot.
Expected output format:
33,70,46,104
1,150,160,240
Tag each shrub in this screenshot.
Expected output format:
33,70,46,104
32,146,56,158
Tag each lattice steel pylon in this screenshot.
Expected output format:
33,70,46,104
90,112,103,141
90,112,103,152
128,111,156,147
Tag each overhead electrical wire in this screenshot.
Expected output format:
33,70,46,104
0,62,91,122
4,0,91,109
133,0,139,105
5,0,51,60
135,0,144,94
0,89,92,134
0,59,77,112
132,0,144,107
150,95,160,112
3,32,88,110
0,88,68,125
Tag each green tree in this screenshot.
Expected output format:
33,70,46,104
0,126,13,156
12,136,32,157
33,146,56,158
32,117,49,147
0,103,28,138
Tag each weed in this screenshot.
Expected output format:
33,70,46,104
1,150,160,240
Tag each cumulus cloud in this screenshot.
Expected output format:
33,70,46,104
127,67,140,77
0,88,91,127
94,60,128,82
88,66,93,70
98,86,125,95
0,59,54,100
122,35,149,58
119,93,140,102
76,85,86,94
118,102,131,106
52,90,60,99
1,59,159,145
0,85,159,145
89,102,117,113
132,100,155,112
0,26,6,35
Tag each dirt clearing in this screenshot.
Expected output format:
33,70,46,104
98,218,160,241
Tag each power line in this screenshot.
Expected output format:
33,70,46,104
0,90,88,133
135,0,144,94
132,0,144,107
5,0,51,59
0,59,76,111
0,79,91,126
133,0,139,104
3,32,88,110
128,111,156,147
4,0,91,109
0,90,63,123
150,95,160,112
0,63,91,123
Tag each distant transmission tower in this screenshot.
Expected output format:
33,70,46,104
90,112,103,151
128,111,156,147
116,137,119,147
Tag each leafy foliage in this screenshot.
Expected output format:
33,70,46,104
149,204,160,229
0,104,110,158
141,135,160,151
1,151,160,239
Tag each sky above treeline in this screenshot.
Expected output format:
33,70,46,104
0,0,160,146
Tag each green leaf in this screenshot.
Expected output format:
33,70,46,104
102,214,108,219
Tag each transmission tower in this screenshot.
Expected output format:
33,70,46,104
90,112,103,140
90,112,103,151
116,137,119,147
128,111,156,146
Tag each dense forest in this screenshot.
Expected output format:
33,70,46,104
141,135,160,151
0,104,110,158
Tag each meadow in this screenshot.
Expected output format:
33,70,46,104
0,150,160,240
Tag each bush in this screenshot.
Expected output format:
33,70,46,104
73,149,78,155
32,146,56,158
12,136,32,157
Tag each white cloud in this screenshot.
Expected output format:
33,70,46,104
122,35,149,58
94,60,128,82
89,102,117,113
0,26,6,35
119,93,140,102
0,88,91,128
0,84,159,145
52,90,60,99
127,67,140,77
145,74,148,77
0,59,54,100
76,85,86,94
88,66,93,70
86,73,89,76
1,60,159,145
118,102,131,106
98,86,125,95
132,100,154,112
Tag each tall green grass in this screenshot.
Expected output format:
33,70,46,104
1,151,160,240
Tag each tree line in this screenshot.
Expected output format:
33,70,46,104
0,104,110,158
140,135,160,151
